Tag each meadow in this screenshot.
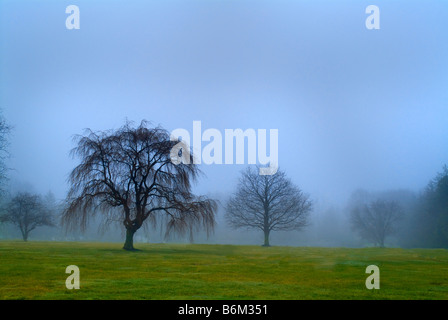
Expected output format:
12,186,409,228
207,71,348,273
0,241,447,300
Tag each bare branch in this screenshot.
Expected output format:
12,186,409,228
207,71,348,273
62,120,217,250
225,166,312,246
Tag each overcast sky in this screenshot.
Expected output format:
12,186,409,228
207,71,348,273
1,0,447,207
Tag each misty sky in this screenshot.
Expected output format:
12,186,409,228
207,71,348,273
0,0,447,207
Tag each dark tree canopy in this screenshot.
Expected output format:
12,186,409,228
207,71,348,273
225,166,312,246
0,192,54,241
414,165,448,248
350,199,402,247
63,120,216,250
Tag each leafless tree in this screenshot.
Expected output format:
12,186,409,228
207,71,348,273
62,120,216,250
350,199,402,247
0,192,54,241
0,112,11,196
225,166,312,246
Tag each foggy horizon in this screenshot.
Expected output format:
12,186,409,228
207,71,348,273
1,0,447,245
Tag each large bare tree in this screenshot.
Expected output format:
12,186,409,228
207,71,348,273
350,199,402,247
63,120,216,250
225,166,312,246
0,192,54,241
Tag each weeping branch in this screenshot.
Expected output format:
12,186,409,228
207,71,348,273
62,120,216,249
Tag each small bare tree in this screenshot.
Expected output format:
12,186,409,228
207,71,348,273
0,192,54,241
226,166,312,246
0,112,11,196
63,120,216,250
350,199,402,247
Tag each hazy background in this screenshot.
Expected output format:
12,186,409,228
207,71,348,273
0,0,447,246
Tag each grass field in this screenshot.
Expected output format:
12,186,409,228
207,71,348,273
0,241,447,300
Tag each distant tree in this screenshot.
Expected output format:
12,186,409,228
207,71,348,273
348,188,417,247
43,190,58,216
0,192,54,241
225,166,312,246
350,199,402,247
414,165,448,248
0,112,11,196
62,120,216,251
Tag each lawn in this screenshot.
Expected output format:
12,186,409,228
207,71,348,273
0,241,447,299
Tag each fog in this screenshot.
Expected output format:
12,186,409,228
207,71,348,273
0,1,447,247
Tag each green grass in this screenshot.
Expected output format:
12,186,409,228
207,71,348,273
0,241,447,299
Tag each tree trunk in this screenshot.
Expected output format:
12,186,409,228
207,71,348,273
21,230,28,242
262,229,270,247
123,228,136,251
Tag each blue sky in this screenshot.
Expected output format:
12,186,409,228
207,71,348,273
0,0,447,206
